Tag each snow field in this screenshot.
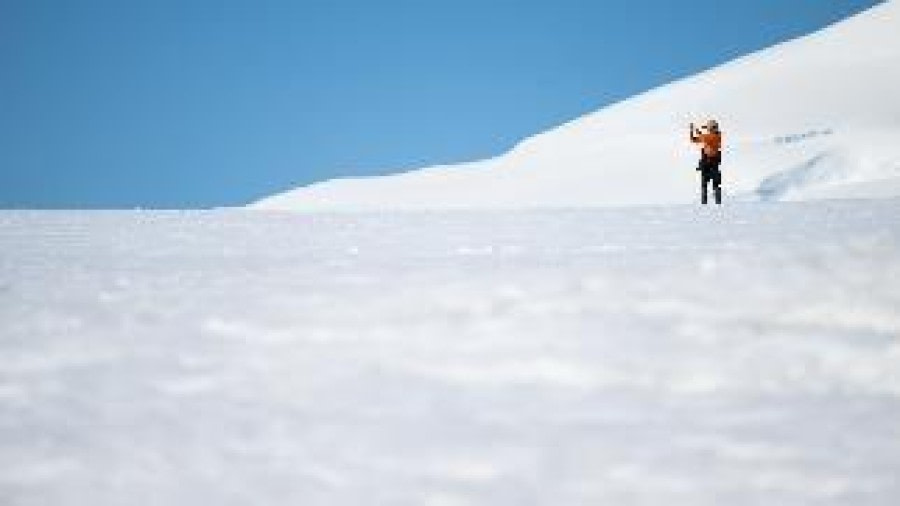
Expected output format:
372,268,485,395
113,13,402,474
1,201,899,505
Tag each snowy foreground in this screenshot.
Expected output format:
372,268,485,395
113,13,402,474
2,200,900,505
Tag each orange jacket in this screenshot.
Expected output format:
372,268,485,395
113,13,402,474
691,131,722,156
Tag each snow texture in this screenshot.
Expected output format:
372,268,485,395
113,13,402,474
252,0,900,211
2,201,900,505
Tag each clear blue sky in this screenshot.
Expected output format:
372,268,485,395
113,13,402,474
0,0,881,208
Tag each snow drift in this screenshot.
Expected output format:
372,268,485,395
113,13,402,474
252,1,900,211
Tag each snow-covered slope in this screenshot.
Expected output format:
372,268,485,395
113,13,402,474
252,1,900,211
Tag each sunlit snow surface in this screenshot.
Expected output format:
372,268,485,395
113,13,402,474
2,201,900,505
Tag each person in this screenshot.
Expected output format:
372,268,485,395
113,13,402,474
689,119,723,205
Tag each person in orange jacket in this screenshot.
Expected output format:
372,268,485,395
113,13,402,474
690,119,723,205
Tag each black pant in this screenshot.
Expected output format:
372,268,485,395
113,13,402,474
698,153,722,205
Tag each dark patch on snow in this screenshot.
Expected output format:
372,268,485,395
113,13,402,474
756,151,850,201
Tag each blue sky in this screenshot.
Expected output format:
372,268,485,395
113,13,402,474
0,0,881,208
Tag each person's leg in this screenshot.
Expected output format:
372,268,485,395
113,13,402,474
712,154,723,204
700,169,709,204
698,156,709,204
712,168,722,205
